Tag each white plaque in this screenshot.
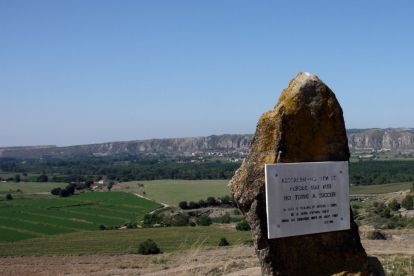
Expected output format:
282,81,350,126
265,161,350,239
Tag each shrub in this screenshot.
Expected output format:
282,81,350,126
233,209,241,215
367,231,386,240
36,174,48,182
178,201,188,209
171,214,189,226
402,194,413,209
99,224,106,230
6,193,12,200
59,188,69,198
143,214,160,226
218,237,229,246
138,239,160,255
84,180,93,189
65,184,75,195
352,208,359,218
236,220,251,231
107,182,114,191
389,198,400,211
51,187,61,195
198,199,207,208
188,201,199,209
196,215,212,226
375,202,386,214
220,195,230,205
126,221,137,229
220,212,231,224
385,219,397,229
206,197,216,206
190,221,196,227
383,208,391,218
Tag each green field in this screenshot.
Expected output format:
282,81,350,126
0,181,68,194
120,179,414,205
0,191,162,244
349,182,412,194
0,226,252,256
121,180,232,205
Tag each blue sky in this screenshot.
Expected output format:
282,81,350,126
1,1,414,147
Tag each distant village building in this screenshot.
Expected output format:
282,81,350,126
99,180,107,185
359,155,374,158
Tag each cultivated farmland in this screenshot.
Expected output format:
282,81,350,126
0,226,253,256
120,179,232,206
0,191,162,244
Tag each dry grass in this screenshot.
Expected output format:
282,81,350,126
361,227,414,276
0,244,259,276
1,230,413,275
2,236,413,276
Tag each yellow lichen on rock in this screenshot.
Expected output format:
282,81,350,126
228,72,384,276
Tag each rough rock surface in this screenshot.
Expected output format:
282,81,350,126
229,72,384,276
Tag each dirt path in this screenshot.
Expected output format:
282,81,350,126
133,193,169,214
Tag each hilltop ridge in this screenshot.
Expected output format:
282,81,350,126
1,128,414,158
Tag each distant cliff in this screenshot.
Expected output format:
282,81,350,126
2,129,414,158
347,128,414,152
0,134,253,158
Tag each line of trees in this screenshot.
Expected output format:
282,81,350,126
350,161,414,186
179,195,236,210
0,155,241,181
4,156,414,186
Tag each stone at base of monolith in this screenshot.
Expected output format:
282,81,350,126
229,72,384,276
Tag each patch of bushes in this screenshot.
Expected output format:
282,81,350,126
366,231,386,240
389,198,401,211
142,214,162,227
171,214,189,227
232,209,241,215
138,239,161,255
385,216,414,229
220,212,231,224
99,224,119,230
196,215,212,226
218,237,229,246
126,221,137,229
179,195,237,210
402,194,413,209
5,193,12,200
236,220,251,231
179,201,188,209
50,183,76,197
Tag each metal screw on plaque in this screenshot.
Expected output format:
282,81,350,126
341,217,343,220
339,170,342,173
275,173,278,177
277,224,280,228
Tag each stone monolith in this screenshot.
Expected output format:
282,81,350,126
229,72,384,276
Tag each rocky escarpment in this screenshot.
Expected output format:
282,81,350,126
0,134,253,158
2,129,414,158
348,128,414,152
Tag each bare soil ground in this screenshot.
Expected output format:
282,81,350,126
1,237,413,276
